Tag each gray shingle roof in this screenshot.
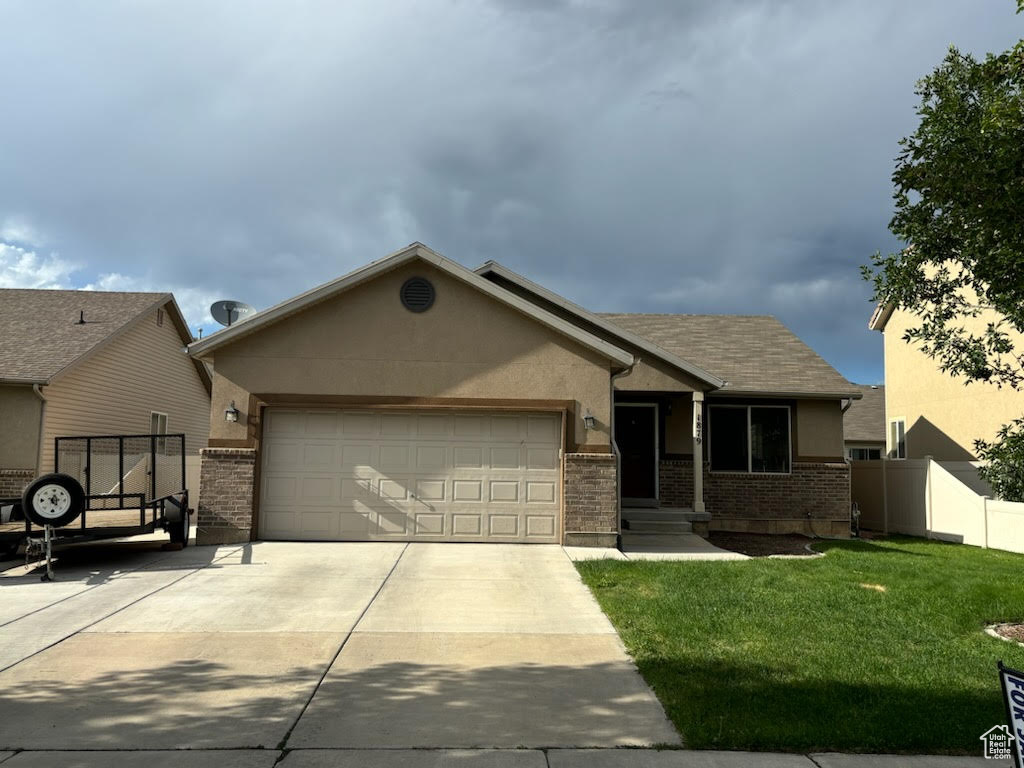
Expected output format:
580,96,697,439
843,384,886,442
0,289,169,383
600,313,857,397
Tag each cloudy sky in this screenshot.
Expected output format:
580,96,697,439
1,1,1019,384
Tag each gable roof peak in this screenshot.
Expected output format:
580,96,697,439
188,244,634,367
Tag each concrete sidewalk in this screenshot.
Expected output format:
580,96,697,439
0,748,1004,766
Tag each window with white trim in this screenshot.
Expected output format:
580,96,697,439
709,404,791,473
888,419,906,459
848,447,882,461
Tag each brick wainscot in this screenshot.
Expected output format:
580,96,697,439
0,469,34,499
197,448,257,545
563,452,619,547
660,459,850,536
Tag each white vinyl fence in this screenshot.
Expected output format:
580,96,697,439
850,458,1024,554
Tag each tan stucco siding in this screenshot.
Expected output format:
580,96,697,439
884,307,1024,460
0,385,43,469
613,357,699,392
486,273,703,392
794,399,844,460
206,262,613,448
664,395,694,455
39,305,211,472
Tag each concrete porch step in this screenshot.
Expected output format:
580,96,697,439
621,519,693,534
623,507,700,522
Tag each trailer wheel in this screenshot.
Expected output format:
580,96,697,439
21,474,85,529
168,505,190,547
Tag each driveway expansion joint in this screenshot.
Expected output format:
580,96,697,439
277,542,410,752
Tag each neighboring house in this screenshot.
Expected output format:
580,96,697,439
189,243,859,547
0,290,212,498
869,303,1024,460
843,384,885,460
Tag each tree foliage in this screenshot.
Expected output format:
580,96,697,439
863,5,1024,500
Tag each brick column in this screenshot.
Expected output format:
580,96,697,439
197,448,257,545
563,452,619,547
0,469,35,499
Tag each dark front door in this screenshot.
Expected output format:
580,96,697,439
615,404,657,501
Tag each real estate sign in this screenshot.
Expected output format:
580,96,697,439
999,661,1024,768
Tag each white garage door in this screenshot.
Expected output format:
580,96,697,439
259,408,562,543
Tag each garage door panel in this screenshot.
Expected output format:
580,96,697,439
305,410,339,435
260,409,561,543
453,446,483,468
490,416,520,439
265,409,305,436
488,480,519,502
490,447,521,469
379,445,410,470
452,480,483,502
452,513,483,536
488,514,519,536
342,412,378,435
526,515,557,538
415,513,445,535
415,479,446,502
526,481,556,504
378,479,408,500
415,445,447,470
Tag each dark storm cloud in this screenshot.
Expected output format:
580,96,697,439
0,0,1018,381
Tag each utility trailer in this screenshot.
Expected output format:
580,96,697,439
0,433,191,561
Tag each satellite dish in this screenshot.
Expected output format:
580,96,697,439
210,300,256,327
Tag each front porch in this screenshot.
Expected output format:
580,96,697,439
613,390,852,538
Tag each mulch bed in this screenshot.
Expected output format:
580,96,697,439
706,532,817,557
994,623,1024,644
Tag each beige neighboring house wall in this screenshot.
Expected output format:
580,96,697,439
0,385,43,469
40,306,211,472
880,307,1024,460
205,260,614,449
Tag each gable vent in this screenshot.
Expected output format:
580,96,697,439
400,277,435,313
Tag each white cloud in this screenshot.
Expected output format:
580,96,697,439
0,242,77,289
1,241,218,332
0,216,44,248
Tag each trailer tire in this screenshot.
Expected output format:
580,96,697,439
169,505,190,547
21,474,86,529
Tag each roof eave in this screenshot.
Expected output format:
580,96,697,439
475,261,725,389
868,302,894,331
708,389,864,400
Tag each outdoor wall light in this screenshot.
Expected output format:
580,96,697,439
224,401,240,423
583,411,596,431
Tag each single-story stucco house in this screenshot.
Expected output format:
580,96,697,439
0,289,212,498
189,243,859,547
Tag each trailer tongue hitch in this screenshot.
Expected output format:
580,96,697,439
24,529,55,581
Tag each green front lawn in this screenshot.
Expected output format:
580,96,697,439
576,537,1024,753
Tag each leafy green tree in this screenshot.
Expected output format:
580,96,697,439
863,3,1024,500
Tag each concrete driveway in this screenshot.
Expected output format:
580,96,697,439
0,539,678,763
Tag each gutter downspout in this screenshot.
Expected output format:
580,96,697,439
841,397,853,414
610,358,638,548
32,384,46,476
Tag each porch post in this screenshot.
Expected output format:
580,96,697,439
692,391,705,513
